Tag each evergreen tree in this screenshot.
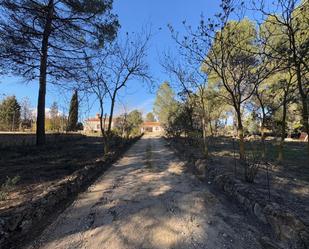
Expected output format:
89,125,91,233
0,0,119,145
67,90,78,131
127,110,143,137
145,112,156,122
0,96,21,131
260,0,309,155
153,82,178,125
201,18,261,159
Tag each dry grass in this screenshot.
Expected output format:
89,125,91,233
0,136,104,211
0,132,84,147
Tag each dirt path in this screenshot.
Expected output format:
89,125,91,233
27,135,265,249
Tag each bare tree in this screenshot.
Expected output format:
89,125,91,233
82,31,152,153
277,73,296,162
167,1,276,159
104,31,152,137
162,52,211,157
20,97,33,122
82,51,110,153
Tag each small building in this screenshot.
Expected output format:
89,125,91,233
300,132,308,142
141,122,163,133
84,114,116,132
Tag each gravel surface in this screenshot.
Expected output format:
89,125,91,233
27,135,265,249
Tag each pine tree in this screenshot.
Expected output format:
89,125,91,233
153,82,177,125
67,90,78,131
145,112,156,122
0,96,21,131
0,0,119,145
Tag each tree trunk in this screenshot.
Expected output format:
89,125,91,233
278,98,287,163
100,115,109,155
256,88,267,159
199,97,209,158
209,120,214,137
233,112,238,137
99,115,104,137
236,109,245,160
214,120,219,136
201,116,208,158
294,63,308,155
105,92,117,154
261,116,266,159
291,30,309,156
99,100,108,155
300,96,309,155
99,101,105,137
108,93,116,133
36,0,54,145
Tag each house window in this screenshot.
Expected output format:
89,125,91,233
97,124,100,129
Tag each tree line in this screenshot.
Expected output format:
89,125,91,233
155,0,309,164
0,0,152,153
0,0,119,144
0,91,81,132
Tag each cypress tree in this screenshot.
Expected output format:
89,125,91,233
67,90,78,131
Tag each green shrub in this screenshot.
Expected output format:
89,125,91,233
0,175,20,201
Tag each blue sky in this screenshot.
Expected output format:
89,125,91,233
0,0,220,121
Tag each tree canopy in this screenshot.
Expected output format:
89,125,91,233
145,112,156,122
0,95,21,131
153,82,178,126
67,90,79,131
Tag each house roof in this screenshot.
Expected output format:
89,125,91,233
85,116,117,122
142,122,161,127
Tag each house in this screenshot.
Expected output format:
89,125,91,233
141,122,163,133
84,114,116,132
300,132,308,141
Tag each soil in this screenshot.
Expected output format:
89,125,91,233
26,135,269,249
171,136,309,227
0,136,105,212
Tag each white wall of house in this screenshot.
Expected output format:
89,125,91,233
141,122,163,133
84,120,115,132
83,114,115,132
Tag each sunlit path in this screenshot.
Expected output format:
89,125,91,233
27,135,263,249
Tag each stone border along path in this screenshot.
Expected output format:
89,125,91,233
0,137,139,249
27,135,270,249
167,137,309,249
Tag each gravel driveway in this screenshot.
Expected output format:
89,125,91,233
27,135,265,249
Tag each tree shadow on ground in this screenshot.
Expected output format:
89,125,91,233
0,136,130,212
171,136,309,233
25,136,267,249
